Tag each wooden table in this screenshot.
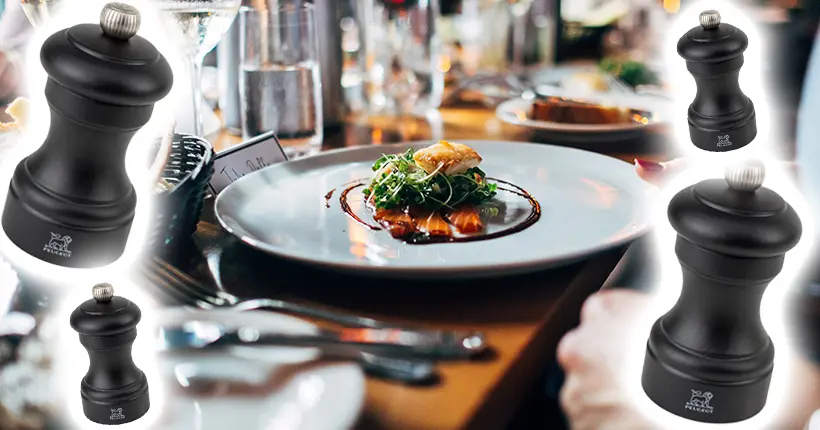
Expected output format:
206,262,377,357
177,104,671,430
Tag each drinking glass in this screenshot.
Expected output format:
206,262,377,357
505,0,535,70
20,0,61,27
239,3,323,157
356,0,444,116
153,0,241,137
20,0,240,137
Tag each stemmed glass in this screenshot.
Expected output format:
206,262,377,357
20,0,242,138
152,0,242,137
505,0,535,70
20,0,61,27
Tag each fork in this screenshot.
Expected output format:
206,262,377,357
139,258,446,384
141,256,389,328
138,256,487,359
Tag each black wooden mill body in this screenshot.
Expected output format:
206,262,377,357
70,283,149,424
1,2,172,268
678,10,757,152
641,163,802,423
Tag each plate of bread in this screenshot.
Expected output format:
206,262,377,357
496,93,670,144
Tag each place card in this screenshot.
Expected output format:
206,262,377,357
209,130,288,194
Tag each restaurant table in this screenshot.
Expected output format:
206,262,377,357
172,218,633,430
147,103,673,430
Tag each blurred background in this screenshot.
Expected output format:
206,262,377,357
198,0,820,156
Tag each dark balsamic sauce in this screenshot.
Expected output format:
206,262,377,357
336,178,541,244
339,183,381,230
324,189,335,208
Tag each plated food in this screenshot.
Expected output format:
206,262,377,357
0,97,30,164
336,140,540,244
496,95,668,145
215,140,653,278
531,97,653,126
598,57,660,88
0,97,29,131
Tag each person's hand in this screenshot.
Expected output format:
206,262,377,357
558,288,820,430
0,51,21,102
633,158,688,185
557,289,656,430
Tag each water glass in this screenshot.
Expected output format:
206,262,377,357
356,0,444,116
240,3,323,158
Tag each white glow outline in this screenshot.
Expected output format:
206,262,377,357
621,2,817,429
0,0,191,428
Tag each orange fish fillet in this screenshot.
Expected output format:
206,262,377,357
446,206,484,234
410,211,452,237
373,208,415,238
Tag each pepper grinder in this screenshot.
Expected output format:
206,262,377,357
70,283,149,424
1,2,173,268
677,10,756,152
641,161,802,423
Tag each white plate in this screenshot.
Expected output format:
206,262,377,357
155,309,365,430
496,96,670,144
215,141,654,278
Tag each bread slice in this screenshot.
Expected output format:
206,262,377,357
532,97,630,125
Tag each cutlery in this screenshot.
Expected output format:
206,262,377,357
139,256,488,359
158,321,437,384
159,320,484,359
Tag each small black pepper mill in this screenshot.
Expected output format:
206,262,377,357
642,162,802,423
677,10,756,152
1,2,173,268
70,283,149,424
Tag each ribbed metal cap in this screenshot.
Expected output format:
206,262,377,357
726,160,765,192
100,2,140,40
699,10,721,30
92,283,115,302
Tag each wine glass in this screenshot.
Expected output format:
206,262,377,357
505,0,535,70
152,0,241,137
20,0,241,138
20,0,63,27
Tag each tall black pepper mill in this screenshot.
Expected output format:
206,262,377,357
1,2,173,268
70,283,149,424
678,10,756,152
641,162,802,423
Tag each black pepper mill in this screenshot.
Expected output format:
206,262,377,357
678,10,756,152
1,2,173,268
70,283,149,424
642,162,802,423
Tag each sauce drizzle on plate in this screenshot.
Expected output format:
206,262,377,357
336,178,541,244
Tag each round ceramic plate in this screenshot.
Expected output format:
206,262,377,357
155,309,365,430
496,96,670,143
215,140,655,278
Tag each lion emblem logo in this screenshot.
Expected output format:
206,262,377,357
48,233,72,251
717,135,732,147
43,232,73,258
110,408,125,420
685,390,714,413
